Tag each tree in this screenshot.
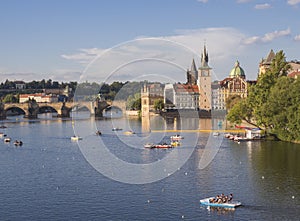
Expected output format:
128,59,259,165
154,99,164,111
266,77,300,141
126,93,141,110
226,94,242,110
227,50,297,141
3,94,18,103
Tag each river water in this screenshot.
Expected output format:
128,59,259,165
0,112,299,220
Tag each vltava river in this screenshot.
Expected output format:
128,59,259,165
0,112,299,220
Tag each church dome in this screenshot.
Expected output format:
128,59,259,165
229,61,245,78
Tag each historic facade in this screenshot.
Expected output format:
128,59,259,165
216,61,249,110
258,49,276,77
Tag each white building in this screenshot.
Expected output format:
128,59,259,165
173,84,199,110
19,93,58,103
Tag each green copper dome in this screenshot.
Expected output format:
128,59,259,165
229,61,245,78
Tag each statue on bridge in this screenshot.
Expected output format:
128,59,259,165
25,98,39,119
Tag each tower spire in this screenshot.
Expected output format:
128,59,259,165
201,43,209,68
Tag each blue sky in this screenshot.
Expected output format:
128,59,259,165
1,0,300,82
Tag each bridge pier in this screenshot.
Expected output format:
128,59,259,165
24,99,39,119
93,99,109,118
0,103,6,119
56,102,71,118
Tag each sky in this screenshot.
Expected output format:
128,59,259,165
1,0,300,83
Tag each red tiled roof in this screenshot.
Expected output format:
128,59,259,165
288,71,300,78
174,84,199,93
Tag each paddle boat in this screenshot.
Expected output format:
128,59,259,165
95,130,102,135
14,140,23,146
170,134,184,141
4,137,11,143
124,130,135,135
71,136,82,141
171,141,181,147
200,197,241,208
213,132,220,136
0,132,7,138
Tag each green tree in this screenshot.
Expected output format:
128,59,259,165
227,50,295,141
3,94,18,103
126,93,141,110
154,99,164,111
226,94,242,110
266,77,300,141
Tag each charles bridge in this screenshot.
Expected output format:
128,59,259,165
0,99,126,119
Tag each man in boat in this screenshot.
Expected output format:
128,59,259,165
228,194,233,202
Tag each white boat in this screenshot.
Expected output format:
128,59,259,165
213,132,220,136
200,197,241,208
71,136,82,141
170,134,184,140
144,143,154,149
124,130,135,135
0,132,7,138
4,137,11,142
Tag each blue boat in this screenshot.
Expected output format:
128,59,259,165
200,197,242,208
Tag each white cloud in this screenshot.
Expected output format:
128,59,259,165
62,27,297,82
255,3,271,9
294,35,300,41
62,27,249,82
242,28,291,44
61,48,105,64
287,0,300,6
261,28,291,42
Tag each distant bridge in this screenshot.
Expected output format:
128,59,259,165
0,100,126,119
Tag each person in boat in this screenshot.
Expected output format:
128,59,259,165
96,130,102,135
228,194,233,202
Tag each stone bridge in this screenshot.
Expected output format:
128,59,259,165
0,99,127,119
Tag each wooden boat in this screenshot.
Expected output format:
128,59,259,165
200,197,241,208
71,136,82,141
170,134,184,140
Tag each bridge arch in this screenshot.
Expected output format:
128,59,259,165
5,106,26,116
38,104,60,114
